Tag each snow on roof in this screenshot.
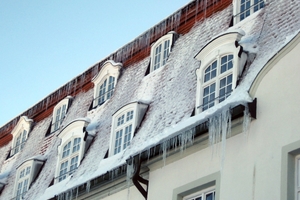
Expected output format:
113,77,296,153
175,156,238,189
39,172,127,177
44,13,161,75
0,1,299,199
0,170,10,185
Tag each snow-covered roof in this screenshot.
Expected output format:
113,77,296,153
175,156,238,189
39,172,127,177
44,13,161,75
0,1,299,199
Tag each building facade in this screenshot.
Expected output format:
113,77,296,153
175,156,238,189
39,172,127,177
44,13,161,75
0,0,299,200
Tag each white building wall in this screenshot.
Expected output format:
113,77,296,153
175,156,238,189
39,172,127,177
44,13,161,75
146,39,300,200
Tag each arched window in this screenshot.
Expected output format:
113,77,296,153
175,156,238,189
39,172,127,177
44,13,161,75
150,32,177,73
92,60,122,108
55,118,94,183
109,102,148,157
58,137,81,182
195,31,247,114
202,54,234,111
11,116,33,157
51,96,72,133
13,157,45,200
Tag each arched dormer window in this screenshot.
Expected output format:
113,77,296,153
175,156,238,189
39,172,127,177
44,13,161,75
11,116,33,157
109,102,148,157
55,118,93,183
92,60,122,109
194,31,247,114
150,32,177,72
13,156,45,200
233,0,265,24
51,96,72,133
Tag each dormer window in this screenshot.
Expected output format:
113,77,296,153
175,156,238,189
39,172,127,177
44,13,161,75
234,0,265,24
55,118,93,183
11,116,33,156
13,157,45,200
51,96,72,133
92,60,122,109
195,31,247,114
109,102,148,157
150,32,176,72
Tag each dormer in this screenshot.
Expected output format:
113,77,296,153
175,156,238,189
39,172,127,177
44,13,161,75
55,118,93,183
195,31,247,114
233,0,265,24
13,156,45,200
11,116,33,157
92,60,122,109
50,96,73,134
109,102,148,157
149,32,177,73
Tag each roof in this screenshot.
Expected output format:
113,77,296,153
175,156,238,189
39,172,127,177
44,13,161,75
0,0,299,199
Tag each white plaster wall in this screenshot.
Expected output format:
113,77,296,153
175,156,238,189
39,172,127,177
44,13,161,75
146,40,300,200
100,185,144,200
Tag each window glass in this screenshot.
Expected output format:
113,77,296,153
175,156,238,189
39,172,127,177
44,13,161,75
201,55,234,111
70,156,79,174
113,110,134,155
114,130,123,154
62,141,71,158
239,0,264,21
59,161,68,182
72,138,81,153
152,37,172,72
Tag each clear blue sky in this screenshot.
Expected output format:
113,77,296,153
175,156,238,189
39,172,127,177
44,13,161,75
0,1,190,127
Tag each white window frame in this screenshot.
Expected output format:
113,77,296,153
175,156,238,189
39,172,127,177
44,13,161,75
183,186,215,200
92,60,122,108
51,96,72,133
195,32,247,114
233,0,265,24
11,116,33,157
150,32,175,72
109,102,148,157
55,118,93,183
13,158,45,200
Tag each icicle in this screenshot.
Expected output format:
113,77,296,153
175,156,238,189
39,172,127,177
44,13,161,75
126,162,134,200
243,104,251,135
75,187,79,199
161,140,170,166
86,180,91,193
208,107,232,163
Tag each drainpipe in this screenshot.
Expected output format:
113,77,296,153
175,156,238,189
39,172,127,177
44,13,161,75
127,156,149,199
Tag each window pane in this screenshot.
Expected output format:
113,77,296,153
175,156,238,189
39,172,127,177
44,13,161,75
62,141,71,158
20,169,25,178
22,179,28,194
221,55,233,73
72,138,81,153
126,111,134,121
163,40,170,65
16,182,23,200
60,104,67,124
219,74,233,102
98,79,107,105
204,61,217,82
26,166,31,175
107,76,115,99
123,124,132,149
70,156,79,174
202,83,216,111
117,115,125,126
154,44,162,70
59,161,68,182
114,130,123,154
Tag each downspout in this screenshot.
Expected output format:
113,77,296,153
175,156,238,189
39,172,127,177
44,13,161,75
127,156,149,199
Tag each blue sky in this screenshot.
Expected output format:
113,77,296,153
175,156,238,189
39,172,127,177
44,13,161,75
0,1,190,127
